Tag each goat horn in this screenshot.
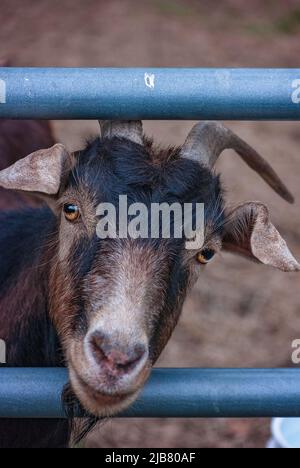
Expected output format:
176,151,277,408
181,121,294,204
99,120,143,145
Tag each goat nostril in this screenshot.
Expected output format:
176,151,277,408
89,332,146,375
114,344,146,372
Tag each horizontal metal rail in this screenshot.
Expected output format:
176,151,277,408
0,68,300,120
0,368,300,419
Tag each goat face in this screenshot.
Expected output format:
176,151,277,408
49,134,224,417
0,120,298,418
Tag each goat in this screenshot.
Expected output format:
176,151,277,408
0,120,298,448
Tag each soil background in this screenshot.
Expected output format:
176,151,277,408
1,0,300,448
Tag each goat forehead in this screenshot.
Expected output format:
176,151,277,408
69,137,222,206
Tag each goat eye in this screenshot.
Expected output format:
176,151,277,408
63,203,80,222
197,249,215,265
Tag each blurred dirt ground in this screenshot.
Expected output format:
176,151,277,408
1,0,300,448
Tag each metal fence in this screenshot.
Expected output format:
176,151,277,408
0,68,300,120
1,368,300,419
0,67,300,418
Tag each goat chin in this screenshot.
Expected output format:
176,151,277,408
69,367,141,418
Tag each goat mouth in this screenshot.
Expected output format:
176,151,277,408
80,376,133,405
69,368,138,416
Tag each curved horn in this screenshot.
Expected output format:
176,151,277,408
99,120,143,145
181,121,294,204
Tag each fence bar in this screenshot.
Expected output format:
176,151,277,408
0,368,300,419
0,68,300,120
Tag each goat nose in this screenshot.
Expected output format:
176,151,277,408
89,331,147,376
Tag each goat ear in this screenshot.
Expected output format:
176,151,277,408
0,144,69,196
223,202,300,272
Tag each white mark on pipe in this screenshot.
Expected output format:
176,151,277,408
144,73,155,89
292,79,300,104
0,79,6,104
0,339,6,364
